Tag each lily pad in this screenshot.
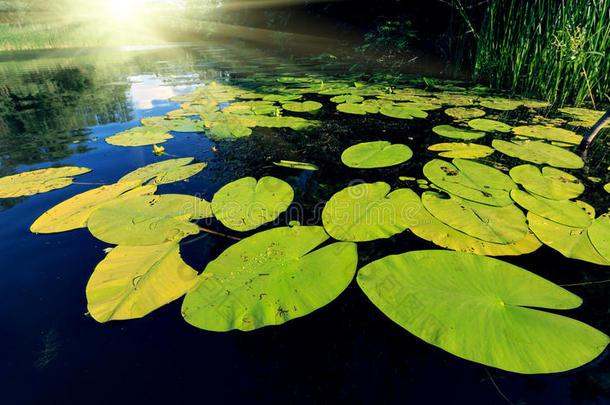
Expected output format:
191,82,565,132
432,125,486,140
106,127,173,147
273,160,319,170
380,105,427,119
492,140,584,169
30,180,154,233
88,194,212,245
509,164,584,200
468,118,512,133
510,189,591,228
527,213,609,265
337,103,367,115
181,226,358,331
357,250,609,374
588,216,610,262
558,107,605,127
444,107,486,120
479,98,523,111
282,101,323,112
86,243,198,322
403,189,540,255
322,182,419,242
208,123,252,140
423,159,517,206
119,158,206,185
427,143,494,159
341,141,413,169
211,176,294,232
262,94,302,102
422,191,527,244
166,118,205,133
330,94,364,104
512,126,582,145
0,166,91,198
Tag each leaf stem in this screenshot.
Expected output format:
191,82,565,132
197,226,241,241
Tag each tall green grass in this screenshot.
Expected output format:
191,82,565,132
472,0,610,106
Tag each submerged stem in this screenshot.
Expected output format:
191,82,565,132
197,226,241,241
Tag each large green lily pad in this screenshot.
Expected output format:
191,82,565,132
588,216,610,262
88,194,212,245
86,243,198,322
208,123,252,140
30,180,155,233
558,107,605,127
118,158,206,185
510,189,591,228
423,159,517,206
509,164,584,200
106,127,173,146
282,101,323,112
337,103,368,115
432,125,486,140
211,176,294,232
527,213,609,265
403,189,540,255
422,191,527,244
444,107,486,120
492,140,584,169
357,250,609,374
341,141,413,169
478,98,523,111
181,226,358,331
322,182,422,241
0,166,91,198
330,94,364,104
380,105,427,119
468,118,512,133
428,143,494,159
512,126,582,145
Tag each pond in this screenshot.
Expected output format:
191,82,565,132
1,43,609,404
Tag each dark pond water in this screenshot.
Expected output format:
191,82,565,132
1,43,609,404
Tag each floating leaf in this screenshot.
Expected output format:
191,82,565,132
380,105,427,119
512,126,582,145
336,103,367,115
604,183,610,194
181,226,357,331
330,94,364,104
468,118,512,133
588,216,610,262
272,160,319,170
521,100,551,109
208,123,252,140
322,182,418,242
282,101,323,112
427,143,494,159
558,107,605,127
0,166,91,198
511,189,591,228
248,115,320,130
432,125,485,140
262,94,302,102
30,180,154,233
444,107,486,120
403,189,540,255
509,164,584,200
422,191,527,244
106,127,173,147
88,194,212,245
166,118,205,133
492,140,584,169
527,213,609,265
86,243,198,322
211,176,294,232
423,159,516,206
119,158,206,185
357,250,608,374
341,141,413,169
478,98,523,111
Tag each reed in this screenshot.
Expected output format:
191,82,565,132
472,0,610,106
